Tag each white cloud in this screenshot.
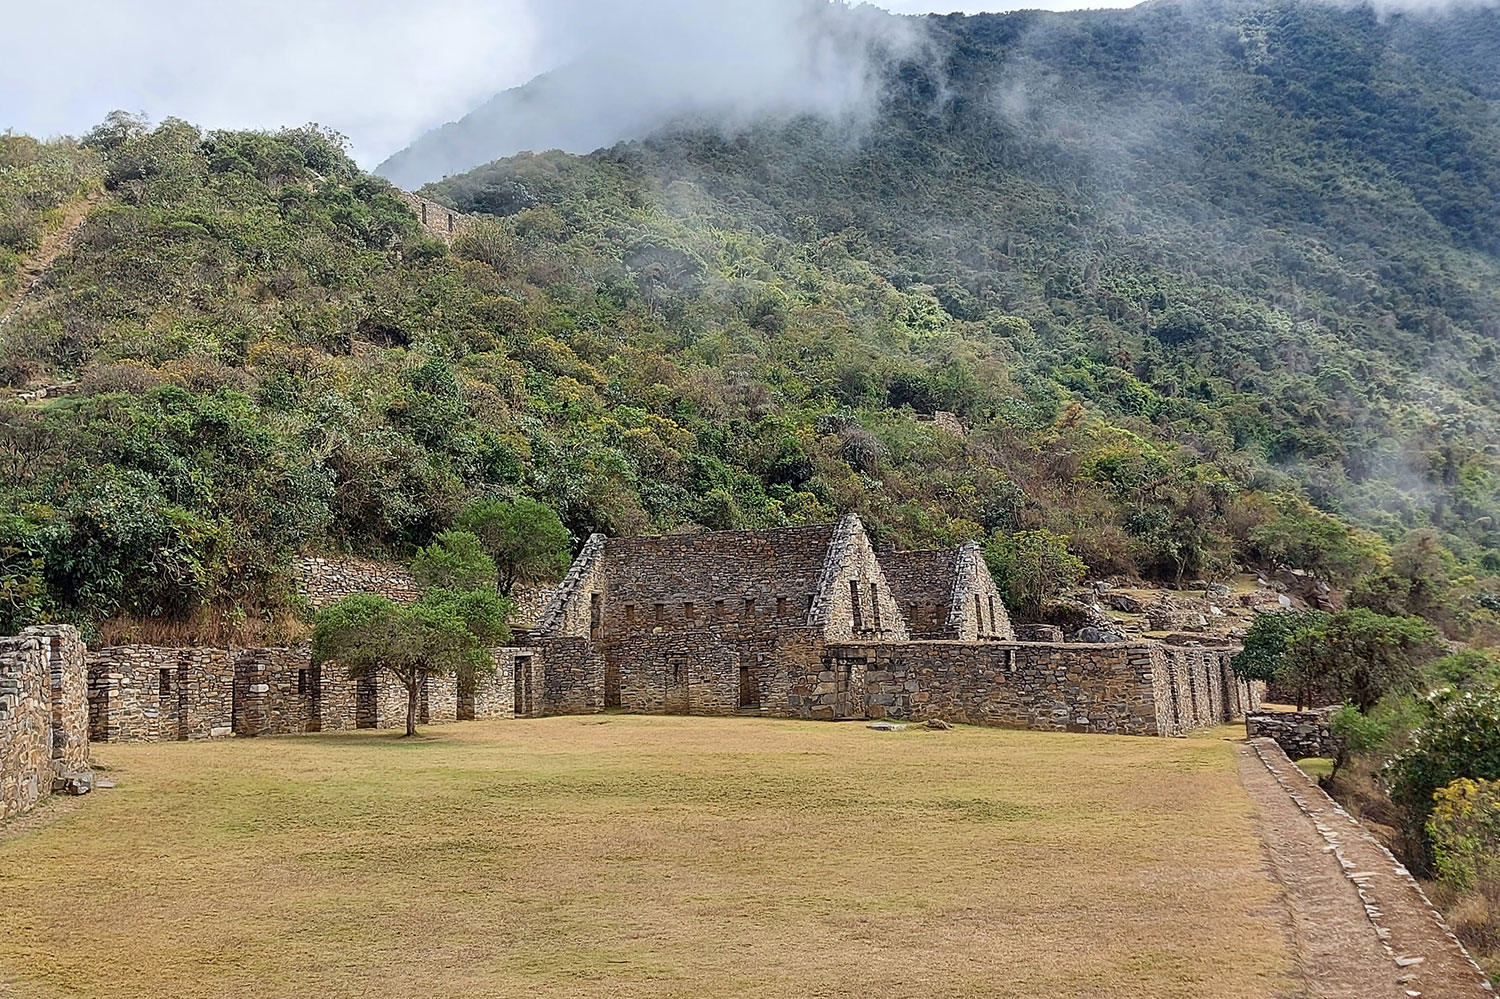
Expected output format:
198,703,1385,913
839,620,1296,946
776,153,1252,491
0,0,1126,168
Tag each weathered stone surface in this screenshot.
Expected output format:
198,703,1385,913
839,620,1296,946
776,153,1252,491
1103,593,1146,614
1,627,89,818
1246,709,1340,760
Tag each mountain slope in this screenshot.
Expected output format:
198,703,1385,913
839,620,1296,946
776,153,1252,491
1,0,1498,641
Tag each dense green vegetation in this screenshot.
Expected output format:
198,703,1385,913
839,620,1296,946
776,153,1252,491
0,133,101,299
1,1,1499,649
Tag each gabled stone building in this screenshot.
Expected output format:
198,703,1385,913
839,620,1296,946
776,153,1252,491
879,542,1013,642
527,514,1259,733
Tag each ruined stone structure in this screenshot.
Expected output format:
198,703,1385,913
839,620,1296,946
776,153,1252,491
527,515,1260,735
397,192,471,244
6,517,1261,766
0,627,91,817
880,542,1013,641
296,555,422,610
1246,708,1340,761
84,644,524,743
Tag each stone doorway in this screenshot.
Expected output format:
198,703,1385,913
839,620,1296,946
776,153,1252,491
604,658,621,708
664,655,690,714
737,655,759,710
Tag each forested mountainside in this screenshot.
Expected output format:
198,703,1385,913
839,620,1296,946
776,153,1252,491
1,0,1498,644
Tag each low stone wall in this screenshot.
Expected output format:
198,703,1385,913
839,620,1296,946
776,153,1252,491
295,555,421,610
826,641,1170,736
1246,708,1339,760
1,627,90,817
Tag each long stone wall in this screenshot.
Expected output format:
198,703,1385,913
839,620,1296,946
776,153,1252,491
296,555,422,610
84,644,490,742
825,641,1170,735
1,627,90,817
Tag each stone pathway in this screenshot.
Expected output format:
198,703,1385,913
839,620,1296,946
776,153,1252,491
1239,737,1494,999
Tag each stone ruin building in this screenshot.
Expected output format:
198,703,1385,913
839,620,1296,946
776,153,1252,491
0,515,1261,816
526,515,1259,730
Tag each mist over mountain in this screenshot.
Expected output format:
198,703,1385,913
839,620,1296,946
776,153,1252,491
376,0,927,187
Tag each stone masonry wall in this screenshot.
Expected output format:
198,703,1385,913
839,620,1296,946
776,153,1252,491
827,641,1169,736
88,646,235,743
295,555,421,610
1246,708,1339,760
0,627,90,817
398,192,472,243
0,635,50,817
814,516,910,642
27,626,89,782
234,647,316,737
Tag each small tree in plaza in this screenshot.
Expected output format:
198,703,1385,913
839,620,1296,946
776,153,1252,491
311,587,512,737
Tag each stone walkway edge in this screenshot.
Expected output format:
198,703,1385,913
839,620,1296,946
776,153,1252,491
1248,737,1495,997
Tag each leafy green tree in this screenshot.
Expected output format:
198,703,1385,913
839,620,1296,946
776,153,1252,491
1248,497,1387,585
311,588,512,736
410,530,496,591
1235,609,1439,710
454,498,572,596
1386,686,1500,869
984,529,1087,618
1328,703,1392,781
1232,610,1328,688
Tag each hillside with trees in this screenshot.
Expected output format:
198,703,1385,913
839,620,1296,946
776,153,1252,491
0,0,1497,655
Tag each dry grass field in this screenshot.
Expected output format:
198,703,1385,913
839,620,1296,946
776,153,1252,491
0,717,1293,999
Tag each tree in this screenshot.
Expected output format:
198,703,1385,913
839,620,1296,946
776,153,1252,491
411,530,496,591
1234,608,1440,711
1248,496,1387,585
1232,609,1327,691
984,529,1087,618
454,498,572,597
311,589,512,736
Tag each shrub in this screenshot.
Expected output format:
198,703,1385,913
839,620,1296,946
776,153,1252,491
1429,778,1500,892
1386,687,1500,869
984,529,1087,618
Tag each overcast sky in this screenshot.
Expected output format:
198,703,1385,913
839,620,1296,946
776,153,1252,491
0,0,1138,167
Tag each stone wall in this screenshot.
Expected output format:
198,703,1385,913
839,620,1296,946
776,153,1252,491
814,516,910,642
85,644,491,740
1150,645,1262,735
398,192,471,243
88,646,235,743
0,634,49,817
234,647,316,737
823,641,1170,735
0,627,90,817
30,626,89,783
1246,709,1339,760
295,555,422,610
